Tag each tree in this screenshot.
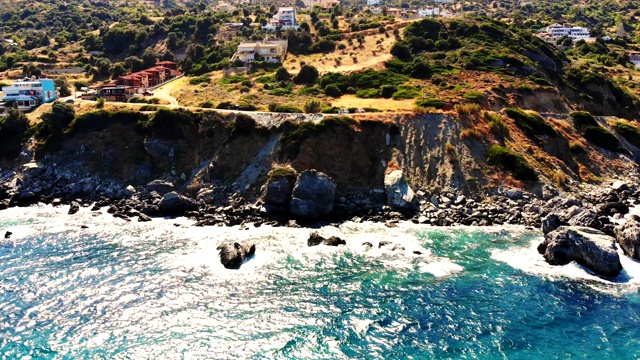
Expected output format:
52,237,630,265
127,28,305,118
41,101,75,133
324,84,341,97
390,42,412,61
1,109,28,134
293,64,319,85
332,19,339,29
275,67,291,81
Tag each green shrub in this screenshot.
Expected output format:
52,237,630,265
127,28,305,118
189,76,211,85
463,91,484,101
268,166,297,182
486,145,537,181
96,97,105,109
570,111,624,152
255,75,276,84
484,111,509,137
219,75,247,85
570,111,599,131
381,85,397,99
613,122,640,148
273,105,302,113
298,87,322,96
324,84,342,97
356,88,381,98
271,88,293,96
504,108,556,139
582,126,623,152
392,87,420,100
415,98,446,109
201,101,213,108
304,100,322,113
69,110,145,134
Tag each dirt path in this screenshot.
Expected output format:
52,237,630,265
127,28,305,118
151,77,186,106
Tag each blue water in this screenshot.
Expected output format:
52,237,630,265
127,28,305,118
1,206,640,359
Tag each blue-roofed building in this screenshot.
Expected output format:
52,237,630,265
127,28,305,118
1,78,57,114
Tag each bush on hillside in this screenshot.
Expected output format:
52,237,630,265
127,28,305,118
415,98,446,109
504,108,556,139
41,101,75,133
570,111,599,131
486,145,537,181
613,122,640,148
293,65,319,85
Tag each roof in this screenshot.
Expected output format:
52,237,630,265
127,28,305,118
279,7,294,11
3,95,38,101
156,61,177,65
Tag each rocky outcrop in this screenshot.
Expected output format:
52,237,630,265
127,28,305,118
146,180,175,196
568,210,602,230
614,215,640,259
537,226,622,277
308,232,346,247
262,176,294,212
158,192,196,215
290,170,336,219
542,214,565,235
384,170,416,210
379,240,405,251
217,241,256,269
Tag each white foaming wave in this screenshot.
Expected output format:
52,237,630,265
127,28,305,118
492,238,640,294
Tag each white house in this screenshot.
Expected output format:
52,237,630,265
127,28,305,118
366,0,381,6
545,23,591,40
262,7,298,30
419,8,440,17
231,40,288,63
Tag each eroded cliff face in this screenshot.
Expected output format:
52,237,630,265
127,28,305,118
6,108,640,204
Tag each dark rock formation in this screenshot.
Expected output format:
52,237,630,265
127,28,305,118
384,170,416,210
568,210,602,230
4,231,11,239
379,240,405,251
614,215,640,259
159,192,197,215
68,201,80,215
146,180,175,196
262,176,294,212
290,170,336,219
538,226,622,277
217,241,256,269
542,214,565,235
308,232,346,247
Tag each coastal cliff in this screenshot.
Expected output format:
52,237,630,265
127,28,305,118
1,107,639,224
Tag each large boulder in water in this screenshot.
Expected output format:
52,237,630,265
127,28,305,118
614,215,640,259
159,192,196,215
384,170,416,210
290,170,336,219
537,226,622,277
308,232,346,246
217,241,256,269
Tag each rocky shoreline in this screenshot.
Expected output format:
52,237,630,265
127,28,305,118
1,163,637,231
4,161,640,277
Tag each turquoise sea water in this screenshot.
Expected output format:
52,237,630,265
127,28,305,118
1,205,640,359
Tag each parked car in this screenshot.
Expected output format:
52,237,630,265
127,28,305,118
339,108,349,114
355,108,366,113
143,91,154,96
64,99,74,104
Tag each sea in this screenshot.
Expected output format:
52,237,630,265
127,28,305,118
1,205,640,359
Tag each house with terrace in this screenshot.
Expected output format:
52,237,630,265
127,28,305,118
262,7,298,30
231,40,288,63
96,61,179,101
0,78,56,115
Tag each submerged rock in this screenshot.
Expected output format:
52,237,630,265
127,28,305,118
290,170,336,219
217,241,256,269
537,226,622,277
379,240,405,251
384,170,416,210
614,215,640,259
308,232,346,247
